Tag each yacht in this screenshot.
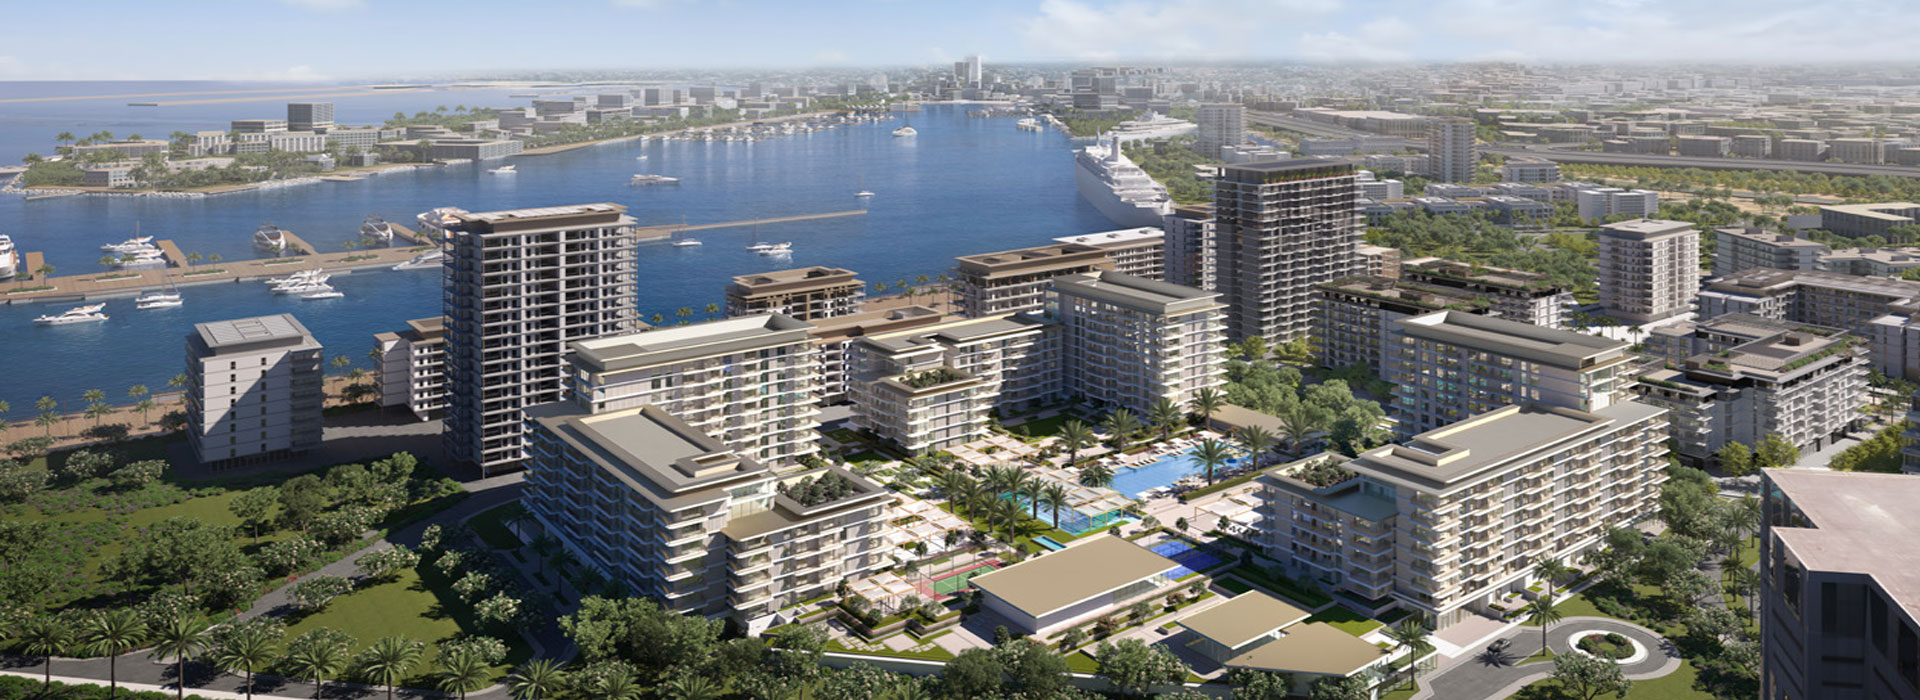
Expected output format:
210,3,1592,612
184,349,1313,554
34,304,108,325
0,234,16,280
266,268,325,286
299,286,344,300
629,174,680,186
114,249,167,268
671,237,702,247
101,235,155,254
135,292,182,310
254,225,289,252
1073,134,1173,228
855,175,874,199
393,249,444,270
359,216,394,242
488,164,516,175
634,154,649,161
1015,117,1043,132
1106,110,1197,143
273,274,332,294
892,120,917,138
754,242,793,256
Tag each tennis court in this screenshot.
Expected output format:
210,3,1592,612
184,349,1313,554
1152,540,1224,579
928,561,1000,595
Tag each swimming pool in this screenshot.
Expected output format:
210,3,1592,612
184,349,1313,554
1109,448,1246,499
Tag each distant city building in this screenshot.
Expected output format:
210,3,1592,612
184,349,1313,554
724,266,865,321
1570,185,1659,221
185,314,323,467
1500,160,1561,183
1730,134,1772,158
1776,138,1826,161
1758,469,1920,699
286,102,334,132
1213,159,1363,343
1820,202,1920,239
1385,311,1632,436
953,243,1112,317
1597,219,1700,323
1195,103,1246,157
373,316,446,422
1426,117,1477,183
230,118,287,134
69,139,170,159
442,203,642,476
1827,137,1884,164
1051,227,1165,280
1676,135,1731,157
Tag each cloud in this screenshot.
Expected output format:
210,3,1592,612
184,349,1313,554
274,0,365,10
812,49,852,65
1297,17,1418,62
1021,0,1343,61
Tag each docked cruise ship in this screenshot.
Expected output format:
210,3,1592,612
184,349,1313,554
1106,110,1196,143
1074,135,1173,228
0,234,15,280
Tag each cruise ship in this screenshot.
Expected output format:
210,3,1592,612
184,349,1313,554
0,234,15,280
1106,110,1196,143
1074,135,1173,228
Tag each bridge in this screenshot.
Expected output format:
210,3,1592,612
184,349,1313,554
633,209,868,240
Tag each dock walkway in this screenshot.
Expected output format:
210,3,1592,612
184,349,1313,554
634,209,867,240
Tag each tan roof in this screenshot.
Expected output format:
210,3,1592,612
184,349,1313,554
1177,592,1310,650
1225,622,1388,677
970,535,1176,617
1766,469,1920,622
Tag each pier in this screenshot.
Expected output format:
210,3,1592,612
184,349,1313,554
633,209,868,240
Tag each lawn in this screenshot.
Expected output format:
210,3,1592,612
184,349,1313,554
280,563,532,686
1517,657,1706,700
1305,606,1384,637
1004,412,1079,438
1064,651,1100,674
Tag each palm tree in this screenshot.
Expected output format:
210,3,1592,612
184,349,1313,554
1041,483,1071,529
1532,556,1571,600
135,398,158,424
1148,397,1184,440
1276,405,1324,455
436,649,491,699
356,636,423,700
56,131,75,150
36,411,58,438
1386,617,1434,690
1191,438,1234,486
83,388,105,406
703,302,721,319
87,402,113,430
1103,409,1141,448
1235,426,1277,470
1078,463,1114,488
597,666,645,700
149,615,212,700
991,496,1025,541
1187,387,1225,426
1058,420,1095,464
936,469,972,503
168,374,188,390
675,306,694,323
662,673,724,700
1524,596,1563,656
1019,473,1046,518
212,625,279,700
507,658,568,700
82,609,149,699
19,616,71,691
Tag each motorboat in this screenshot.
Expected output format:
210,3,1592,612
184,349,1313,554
114,249,167,268
393,249,444,271
489,164,516,175
299,286,344,300
254,225,289,252
273,275,332,294
266,268,325,286
754,242,793,256
672,238,702,247
629,174,680,186
35,304,108,325
635,154,649,161
101,235,155,254
359,216,394,242
892,124,917,137
855,190,875,199
0,234,16,280
135,293,182,310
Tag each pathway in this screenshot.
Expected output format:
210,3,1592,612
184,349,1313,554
1410,617,1681,700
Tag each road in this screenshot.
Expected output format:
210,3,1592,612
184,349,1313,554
1411,617,1681,700
1486,146,1920,179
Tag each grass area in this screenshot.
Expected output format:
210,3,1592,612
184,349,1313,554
844,451,883,464
1517,657,1706,700
1305,606,1384,637
1222,565,1333,609
1218,578,1253,595
1065,651,1100,674
1003,412,1078,438
824,637,956,662
467,504,524,551
279,563,531,686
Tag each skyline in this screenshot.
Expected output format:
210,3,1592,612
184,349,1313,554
7,0,1920,81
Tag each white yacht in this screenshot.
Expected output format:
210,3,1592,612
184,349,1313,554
266,268,325,286
101,236,155,254
359,216,394,242
1073,134,1173,228
1107,110,1197,143
488,164,516,175
634,154,649,161
254,225,289,252
671,237,702,247
892,122,917,138
135,292,182,310
0,234,16,280
754,242,793,256
393,249,444,271
1015,117,1043,132
855,190,875,199
114,249,167,268
273,274,332,294
299,285,344,300
629,174,680,186
34,304,108,325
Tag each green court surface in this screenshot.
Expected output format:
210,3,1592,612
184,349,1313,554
930,563,999,595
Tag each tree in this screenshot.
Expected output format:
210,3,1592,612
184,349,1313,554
1228,669,1294,700
1308,675,1370,700
292,575,354,611
1149,397,1185,440
596,666,645,700
211,621,281,700
997,639,1068,696
356,546,421,582
507,658,569,700
149,614,212,700
1533,556,1572,600
81,609,148,698
1235,426,1277,469
1386,617,1433,689
1551,652,1632,700
1755,433,1799,469
19,616,72,691
1041,483,1071,528
278,474,329,529
437,648,491,699
661,672,723,700
1525,596,1564,655
1103,409,1141,448
941,648,1003,699
229,488,276,542
1192,438,1234,486
355,636,424,700
284,629,353,700
1276,405,1326,455
1188,387,1225,424
1095,638,1186,698
1715,441,1754,476
1058,420,1095,464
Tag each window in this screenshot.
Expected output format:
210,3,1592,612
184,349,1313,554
1822,582,1866,639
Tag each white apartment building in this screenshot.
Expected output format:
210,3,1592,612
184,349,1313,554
1597,219,1700,323
1213,159,1363,343
1427,118,1477,183
1385,311,1632,437
1315,277,1490,371
1163,204,1216,292
1254,401,1670,627
1570,186,1659,222
1196,103,1246,158
806,306,949,405
847,315,1058,454
1049,272,1226,415
954,243,1113,317
185,314,324,467
373,316,446,422
1052,228,1165,281
441,203,642,476
1697,268,1920,334
566,314,822,467
1714,228,1830,277
724,266,865,321
523,403,889,634
1400,258,1573,329
1500,160,1561,183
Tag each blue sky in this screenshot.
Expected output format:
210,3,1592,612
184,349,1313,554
5,0,1920,80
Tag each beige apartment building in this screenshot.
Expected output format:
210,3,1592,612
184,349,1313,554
1400,258,1572,328
185,314,324,467
724,266,865,321
846,314,1057,454
1255,401,1670,627
1384,311,1632,437
1213,159,1363,343
1713,228,1830,277
1052,228,1165,280
954,243,1113,317
1596,218,1700,323
565,314,822,466
804,305,949,405
1315,276,1491,371
523,403,890,634
1427,117,1477,183
373,316,447,422
1049,271,1226,415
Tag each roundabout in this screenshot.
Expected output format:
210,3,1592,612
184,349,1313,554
1568,629,1649,664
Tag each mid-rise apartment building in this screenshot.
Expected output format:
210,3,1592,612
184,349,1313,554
1635,320,1866,466
1426,118,1477,183
1355,244,1401,279
1196,103,1246,157
847,315,1057,454
1052,228,1165,281
523,403,889,634
565,314,821,466
373,316,447,422
1213,159,1363,343
1828,137,1885,164
1049,272,1226,415
1163,204,1216,291
1820,247,1920,277
1500,160,1561,183
185,314,324,467
1570,185,1658,222
805,306,949,405
1697,268,1920,334
1255,401,1669,627
1820,202,1920,239
1677,135,1731,157
441,203,642,475
1401,258,1572,328
723,266,865,321
1315,276,1489,371
1715,228,1831,276
954,243,1112,317
1758,469,1920,700
1597,219,1700,323
1385,311,1632,437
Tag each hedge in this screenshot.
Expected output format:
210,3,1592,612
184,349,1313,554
0,676,219,700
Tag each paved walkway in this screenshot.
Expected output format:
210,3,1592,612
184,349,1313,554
1410,617,1681,700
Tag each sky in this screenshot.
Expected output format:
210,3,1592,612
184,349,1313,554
6,0,1920,80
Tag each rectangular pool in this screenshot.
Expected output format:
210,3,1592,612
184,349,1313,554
1109,448,1248,499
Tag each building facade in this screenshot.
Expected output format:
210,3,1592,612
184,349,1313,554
1315,276,1489,371
1049,272,1226,415
1427,118,1477,183
1715,228,1830,277
954,243,1113,317
1213,159,1363,343
185,314,324,467
1163,204,1216,291
1597,219,1700,323
1635,319,1866,466
846,315,1058,454
1401,258,1573,328
724,266,865,321
1196,103,1246,158
1384,311,1632,437
373,316,447,422
1052,228,1165,281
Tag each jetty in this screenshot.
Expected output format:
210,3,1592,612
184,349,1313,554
633,209,868,241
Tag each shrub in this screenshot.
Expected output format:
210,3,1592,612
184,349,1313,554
0,466,46,502
290,575,354,611
255,535,324,577
309,505,380,546
438,635,508,666
452,571,493,602
108,460,166,490
354,545,420,582
52,449,115,485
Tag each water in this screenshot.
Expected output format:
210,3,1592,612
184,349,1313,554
0,86,1115,414
1109,448,1247,499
